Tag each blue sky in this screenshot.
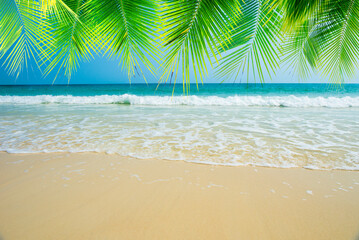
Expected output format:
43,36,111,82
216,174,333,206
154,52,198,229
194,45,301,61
0,56,358,85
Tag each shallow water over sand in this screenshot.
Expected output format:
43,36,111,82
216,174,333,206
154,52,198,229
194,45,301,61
1,84,358,170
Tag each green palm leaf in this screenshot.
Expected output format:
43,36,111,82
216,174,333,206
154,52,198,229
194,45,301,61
87,0,160,83
159,0,241,93
41,0,97,82
281,16,322,80
0,0,50,78
216,0,283,83
279,0,321,28
1,0,359,84
318,0,359,82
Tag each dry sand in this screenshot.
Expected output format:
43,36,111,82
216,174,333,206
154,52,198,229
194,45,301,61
0,152,358,240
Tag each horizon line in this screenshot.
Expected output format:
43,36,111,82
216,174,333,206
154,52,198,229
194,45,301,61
1,82,358,86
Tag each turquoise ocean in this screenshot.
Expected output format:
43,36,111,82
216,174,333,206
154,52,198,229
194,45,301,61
0,83,358,170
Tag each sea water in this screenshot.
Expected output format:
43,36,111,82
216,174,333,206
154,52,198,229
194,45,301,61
0,83,358,170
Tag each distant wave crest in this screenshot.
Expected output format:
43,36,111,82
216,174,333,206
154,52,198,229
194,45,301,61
1,94,359,107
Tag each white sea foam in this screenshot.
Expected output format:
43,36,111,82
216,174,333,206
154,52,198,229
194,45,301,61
0,94,359,107
1,95,358,170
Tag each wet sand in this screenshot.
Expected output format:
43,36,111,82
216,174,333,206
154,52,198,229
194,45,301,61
0,152,358,240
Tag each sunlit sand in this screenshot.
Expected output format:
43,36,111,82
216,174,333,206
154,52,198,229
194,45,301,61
1,152,358,240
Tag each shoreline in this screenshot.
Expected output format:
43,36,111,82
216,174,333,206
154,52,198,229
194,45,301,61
0,152,359,239
2,151,358,171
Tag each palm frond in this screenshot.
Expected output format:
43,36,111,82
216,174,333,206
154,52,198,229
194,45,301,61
1,0,359,84
216,0,283,83
0,0,50,77
278,0,321,28
87,0,161,82
159,0,241,93
318,0,359,82
40,0,97,82
281,20,320,80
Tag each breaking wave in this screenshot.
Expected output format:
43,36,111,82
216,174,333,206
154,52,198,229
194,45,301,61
1,94,359,107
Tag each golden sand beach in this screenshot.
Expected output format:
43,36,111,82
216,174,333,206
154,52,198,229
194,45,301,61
0,152,359,240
